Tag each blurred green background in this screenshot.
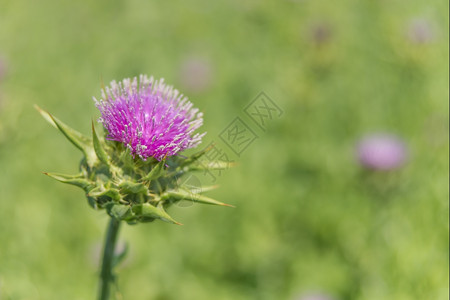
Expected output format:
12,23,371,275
0,0,448,299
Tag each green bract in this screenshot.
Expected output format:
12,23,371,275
36,106,233,225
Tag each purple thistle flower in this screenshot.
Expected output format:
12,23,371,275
294,292,336,300
179,56,213,93
407,18,434,45
94,75,205,160
0,55,7,81
309,22,333,46
356,133,408,171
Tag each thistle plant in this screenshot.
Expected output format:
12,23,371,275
36,75,233,300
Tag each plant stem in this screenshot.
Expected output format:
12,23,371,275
98,217,121,300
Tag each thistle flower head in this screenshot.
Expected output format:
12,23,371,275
36,75,233,225
295,293,335,300
179,57,212,93
356,133,408,171
95,75,205,160
407,18,434,45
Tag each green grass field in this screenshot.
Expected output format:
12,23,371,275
0,1,448,299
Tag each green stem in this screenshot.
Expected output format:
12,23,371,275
98,217,121,300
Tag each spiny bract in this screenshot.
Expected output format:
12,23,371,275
36,76,233,225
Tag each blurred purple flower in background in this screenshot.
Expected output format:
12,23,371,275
178,56,213,93
95,75,205,160
0,55,7,112
309,22,333,46
294,292,336,300
356,133,408,171
407,18,434,45
0,55,7,81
